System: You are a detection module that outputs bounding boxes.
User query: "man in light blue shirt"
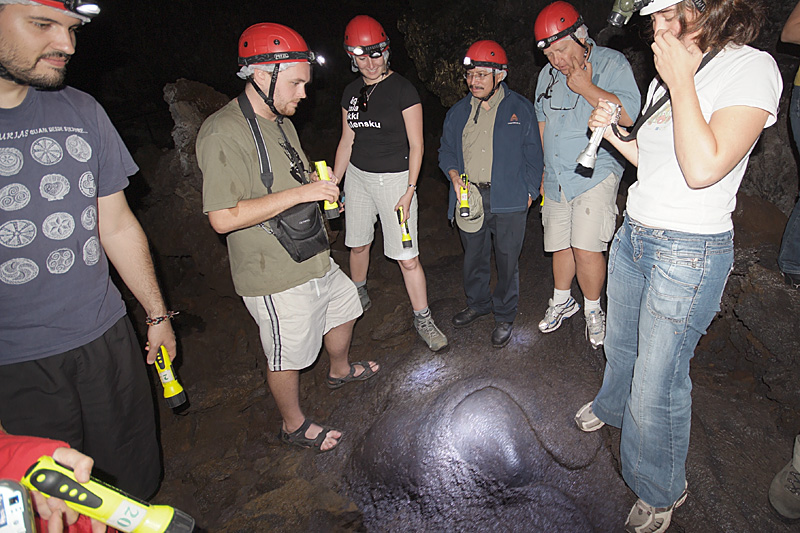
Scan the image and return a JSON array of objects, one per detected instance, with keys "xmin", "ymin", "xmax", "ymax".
[{"xmin": 533, "ymin": 1, "xmax": 640, "ymax": 349}]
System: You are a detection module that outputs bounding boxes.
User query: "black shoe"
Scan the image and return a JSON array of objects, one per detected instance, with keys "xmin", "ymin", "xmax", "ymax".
[
  {"xmin": 492, "ymin": 322, "xmax": 513, "ymax": 348},
  {"xmin": 452, "ymin": 307, "xmax": 489, "ymax": 328},
  {"xmin": 784, "ymin": 271, "xmax": 800, "ymax": 290}
]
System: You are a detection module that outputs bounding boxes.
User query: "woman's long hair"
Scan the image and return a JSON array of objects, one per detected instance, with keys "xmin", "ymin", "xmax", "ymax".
[{"xmin": 649, "ymin": 0, "xmax": 764, "ymax": 51}]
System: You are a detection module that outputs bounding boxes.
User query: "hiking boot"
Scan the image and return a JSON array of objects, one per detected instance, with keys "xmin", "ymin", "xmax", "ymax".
[
  {"xmin": 538, "ymin": 297, "xmax": 580, "ymax": 333},
  {"xmin": 575, "ymin": 401, "xmax": 605, "ymax": 432},
  {"xmin": 585, "ymin": 309, "xmax": 606, "ymax": 349},
  {"xmin": 625, "ymin": 488, "xmax": 688, "ymax": 533},
  {"xmin": 357, "ymin": 284, "xmax": 371, "ymax": 312},
  {"xmin": 414, "ymin": 314, "xmax": 448, "ymax": 352},
  {"xmin": 769, "ymin": 434, "xmax": 800, "ymax": 519}
]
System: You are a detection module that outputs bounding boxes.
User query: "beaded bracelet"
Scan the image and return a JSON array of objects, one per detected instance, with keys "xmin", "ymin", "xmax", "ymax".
[{"xmin": 145, "ymin": 311, "xmax": 179, "ymax": 326}]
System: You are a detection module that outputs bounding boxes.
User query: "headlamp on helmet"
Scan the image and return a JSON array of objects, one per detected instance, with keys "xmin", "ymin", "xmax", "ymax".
[
  {"xmin": 61, "ymin": 0, "xmax": 98, "ymax": 16},
  {"xmin": 463, "ymin": 40, "xmax": 508, "ymax": 71},
  {"xmin": 4, "ymin": 0, "xmax": 100, "ymax": 20},
  {"xmin": 344, "ymin": 16, "xmax": 390, "ymax": 58},
  {"xmin": 534, "ymin": 1, "xmax": 584, "ymax": 49},
  {"xmin": 346, "ymin": 42, "xmax": 389, "ymax": 59},
  {"xmin": 238, "ymin": 23, "xmax": 321, "ymax": 68},
  {"xmin": 608, "ymin": 0, "xmax": 706, "ymax": 26}
]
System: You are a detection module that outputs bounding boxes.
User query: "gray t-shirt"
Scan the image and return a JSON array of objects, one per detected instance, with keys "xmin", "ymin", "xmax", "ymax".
[{"xmin": 0, "ymin": 87, "xmax": 136, "ymax": 363}]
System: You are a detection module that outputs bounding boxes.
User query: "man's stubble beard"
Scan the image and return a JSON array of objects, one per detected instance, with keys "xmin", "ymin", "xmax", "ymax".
[{"xmin": 0, "ymin": 48, "xmax": 69, "ymax": 90}]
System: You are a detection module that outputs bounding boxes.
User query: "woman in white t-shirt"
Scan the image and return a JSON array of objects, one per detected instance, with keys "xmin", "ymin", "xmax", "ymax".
[{"xmin": 573, "ymin": 0, "xmax": 781, "ymax": 530}]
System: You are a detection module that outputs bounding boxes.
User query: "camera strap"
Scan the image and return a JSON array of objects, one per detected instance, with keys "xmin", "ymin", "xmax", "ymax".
[
  {"xmin": 612, "ymin": 47, "xmax": 720, "ymax": 142},
  {"xmin": 237, "ymin": 92, "xmax": 275, "ymax": 191}
]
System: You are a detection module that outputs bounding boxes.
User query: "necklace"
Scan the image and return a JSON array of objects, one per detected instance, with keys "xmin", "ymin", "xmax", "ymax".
[{"xmin": 358, "ymin": 77, "xmax": 382, "ymax": 112}]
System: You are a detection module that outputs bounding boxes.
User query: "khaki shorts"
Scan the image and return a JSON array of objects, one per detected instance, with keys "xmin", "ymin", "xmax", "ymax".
[
  {"xmin": 343, "ymin": 163, "xmax": 419, "ymax": 260},
  {"xmin": 542, "ymin": 172, "xmax": 620, "ymax": 253},
  {"xmin": 242, "ymin": 259, "xmax": 362, "ymax": 371}
]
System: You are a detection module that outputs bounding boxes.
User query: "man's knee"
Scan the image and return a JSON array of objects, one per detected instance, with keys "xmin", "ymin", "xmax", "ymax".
[{"xmin": 573, "ymin": 248, "xmax": 604, "ymax": 264}]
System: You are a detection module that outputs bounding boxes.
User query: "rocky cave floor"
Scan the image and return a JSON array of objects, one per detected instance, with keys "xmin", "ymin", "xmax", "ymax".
[{"xmin": 119, "ymin": 107, "xmax": 800, "ymax": 531}]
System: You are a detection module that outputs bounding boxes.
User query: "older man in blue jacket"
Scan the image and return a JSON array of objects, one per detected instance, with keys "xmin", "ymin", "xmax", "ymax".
[{"xmin": 439, "ymin": 40, "xmax": 543, "ymax": 348}]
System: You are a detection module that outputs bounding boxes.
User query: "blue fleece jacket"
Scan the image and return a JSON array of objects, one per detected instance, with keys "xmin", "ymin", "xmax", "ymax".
[{"xmin": 439, "ymin": 82, "xmax": 543, "ymax": 220}]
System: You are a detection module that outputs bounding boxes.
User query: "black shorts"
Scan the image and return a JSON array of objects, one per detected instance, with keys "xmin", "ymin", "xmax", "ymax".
[{"xmin": 0, "ymin": 316, "xmax": 161, "ymax": 499}]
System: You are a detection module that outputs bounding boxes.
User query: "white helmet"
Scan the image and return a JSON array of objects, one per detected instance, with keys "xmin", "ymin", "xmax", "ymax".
[{"xmin": 640, "ymin": 0, "xmax": 706, "ymax": 16}]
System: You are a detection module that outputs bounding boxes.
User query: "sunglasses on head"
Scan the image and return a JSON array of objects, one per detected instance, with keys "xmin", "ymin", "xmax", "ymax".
[{"xmin": 358, "ymin": 84, "xmax": 375, "ymax": 112}]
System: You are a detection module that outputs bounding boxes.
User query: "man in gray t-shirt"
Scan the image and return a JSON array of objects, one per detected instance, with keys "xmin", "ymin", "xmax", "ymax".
[{"xmin": 0, "ymin": 0, "xmax": 175, "ymax": 499}]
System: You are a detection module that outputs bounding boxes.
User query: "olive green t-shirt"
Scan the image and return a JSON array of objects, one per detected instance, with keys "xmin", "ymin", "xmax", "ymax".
[{"xmin": 197, "ymin": 98, "xmax": 330, "ymax": 296}]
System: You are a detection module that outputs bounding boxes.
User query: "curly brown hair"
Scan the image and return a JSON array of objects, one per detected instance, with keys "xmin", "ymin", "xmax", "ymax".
[{"xmin": 647, "ymin": 0, "xmax": 764, "ymax": 51}]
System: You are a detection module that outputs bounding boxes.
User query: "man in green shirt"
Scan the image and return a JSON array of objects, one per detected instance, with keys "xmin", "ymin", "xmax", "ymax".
[{"xmin": 197, "ymin": 23, "xmax": 379, "ymax": 452}]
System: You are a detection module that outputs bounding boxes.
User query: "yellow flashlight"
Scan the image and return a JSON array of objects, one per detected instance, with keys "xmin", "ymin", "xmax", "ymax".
[
  {"xmin": 314, "ymin": 161, "xmax": 340, "ymax": 219},
  {"xmin": 397, "ymin": 206, "xmax": 412, "ymax": 249},
  {"xmin": 155, "ymin": 346, "xmax": 187, "ymax": 409},
  {"xmin": 22, "ymin": 456, "xmax": 195, "ymax": 533},
  {"xmin": 459, "ymin": 174, "xmax": 470, "ymax": 218}
]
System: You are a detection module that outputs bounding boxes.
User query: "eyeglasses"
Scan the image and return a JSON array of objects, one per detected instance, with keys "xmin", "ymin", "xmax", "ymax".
[
  {"xmin": 463, "ymin": 70, "xmax": 494, "ymax": 82},
  {"xmin": 358, "ymin": 83, "xmax": 378, "ymax": 112},
  {"xmin": 536, "ymin": 68, "xmax": 579, "ymax": 111}
]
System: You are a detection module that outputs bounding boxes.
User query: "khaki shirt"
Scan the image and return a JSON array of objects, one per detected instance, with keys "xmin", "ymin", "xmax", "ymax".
[{"xmin": 462, "ymin": 85, "xmax": 504, "ymax": 185}]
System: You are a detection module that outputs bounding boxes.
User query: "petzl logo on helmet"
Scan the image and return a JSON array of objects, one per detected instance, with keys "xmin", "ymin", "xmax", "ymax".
[{"xmin": 274, "ymin": 53, "xmax": 290, "ymax": 60}]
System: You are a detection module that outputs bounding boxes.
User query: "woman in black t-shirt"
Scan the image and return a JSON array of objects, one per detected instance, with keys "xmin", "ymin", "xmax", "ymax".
[{"xmin": 333, "ymin": 15, "xmax": 447, "ymax": 352}]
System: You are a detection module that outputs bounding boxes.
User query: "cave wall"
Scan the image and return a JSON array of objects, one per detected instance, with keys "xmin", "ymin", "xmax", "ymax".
[{"xmin": 399, "ymin": 0, "xmax": 800, "ymax": 214}]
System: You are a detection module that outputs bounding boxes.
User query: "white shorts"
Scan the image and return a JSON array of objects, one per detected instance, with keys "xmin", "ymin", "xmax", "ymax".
[
  {"xmin": 542, "ymin": 172, "xmax": 620, "ymax": 253},
  {"xmin": 343, "ymin": 163, "xmax": 419, "ymax": 260},
  {"xmin": 242, "ymin": 259, "xmax": 362, "ymax": 371}
]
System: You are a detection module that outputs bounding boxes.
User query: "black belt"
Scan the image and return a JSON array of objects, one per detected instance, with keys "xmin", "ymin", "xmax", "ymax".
[{"xmin": 474, "ymin": 182, "xmax": 491, "ymax": 189}]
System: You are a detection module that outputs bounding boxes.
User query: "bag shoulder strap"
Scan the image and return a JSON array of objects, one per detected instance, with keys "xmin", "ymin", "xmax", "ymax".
[
  {"xmin": 237, "ymin": 92, "xmax": 274, "ymax": 192},
  {"xmin": 613, "ymin": 48, "xmax": 721, "ymax": 142}
]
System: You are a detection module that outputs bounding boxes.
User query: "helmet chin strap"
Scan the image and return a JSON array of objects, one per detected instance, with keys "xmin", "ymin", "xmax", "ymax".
[
  {"xmin": 472, "ymin": 69, "xmax": 498, "ymax": 124},
  {"xmin": 249, "ymin": 66, "xmax": 284, "ymax": 124},
  {"xmin": 570, "ymin": 34, "xmax": 589, "ymax": 56}
]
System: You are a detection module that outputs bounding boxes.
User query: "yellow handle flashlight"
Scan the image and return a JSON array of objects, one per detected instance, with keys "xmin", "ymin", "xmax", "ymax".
[
  {"xmin": 459, "ymin": 174, "xmax": 470, "ymax": 218},
  {"xmin": 21, "ymin": 456, "xmax": 195, "ymax": 533},
  {"xmin": 397, "ymin": 206, "xmax": 412, "ymax": 249},
  {"xmin": 155, "ymin": 346, "xmax": 187, "ymax": 409},
  {"xmin": 314, "ymin": 161, "xmax": 340, "ymax": 219}
]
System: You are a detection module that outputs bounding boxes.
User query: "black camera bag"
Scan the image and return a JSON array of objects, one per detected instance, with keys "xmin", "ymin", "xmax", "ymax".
[{"xmin": 237, "ymin": 93, "xmax": 328, "ymax": 263}]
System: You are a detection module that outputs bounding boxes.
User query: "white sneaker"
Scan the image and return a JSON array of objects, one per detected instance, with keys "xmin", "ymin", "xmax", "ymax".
[
  {"xmin": 538, "ymin": 296, "xmax": 580, "ymax": 333},
  {"xmin": 574, "ymin": 401, "xmax": 605, "ymax": 432},
  {"xmin": 624, "ymin": 487, "xmax": 688, "ymax": 533},
  {"xmin": 585, "ymin": 309, "xmax": 606, "ymax": 349}
]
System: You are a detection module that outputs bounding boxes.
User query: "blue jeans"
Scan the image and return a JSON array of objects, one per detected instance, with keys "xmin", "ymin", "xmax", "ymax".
[
  {"xmin": 778, "ymin": 85, "xmax": 800, "ymax": 277},
  {"xmin": 592, "ymin": 215, "xmax": 734, "ymax": 507}
]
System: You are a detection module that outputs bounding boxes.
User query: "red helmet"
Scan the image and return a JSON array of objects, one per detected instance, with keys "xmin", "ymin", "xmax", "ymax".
[
  {"xmin": 463, "ymin": 40, "xmax": 508, "ymax": 70},
  {"xmin": 534, "ymin": 1, "xmax": 584, "ymax": 49},
  {"xmin": 18, "ymin": 0, "xmax": 100, "ymax": 20},
  {"xmin": 238, "ymin": 23, "xmax": 316, "ymax": 67},
  {"xmin": 344, "ymin": 15, "xmax": 390, "ymax": 58}
]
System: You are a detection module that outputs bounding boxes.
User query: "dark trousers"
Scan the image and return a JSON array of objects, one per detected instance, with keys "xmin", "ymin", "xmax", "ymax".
[
  {"xmin": 459, "ymin": 189, "xmax": 528, "ymax": 323},
  {"xmin": 0, "ymin": 316, "xmax": 161, "ymax": 499}
]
